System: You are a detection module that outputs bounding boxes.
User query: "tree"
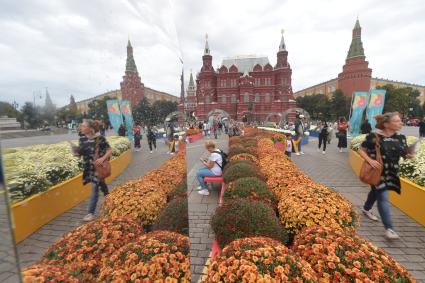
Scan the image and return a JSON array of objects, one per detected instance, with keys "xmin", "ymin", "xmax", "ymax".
[
  {"xmin": 21, "ymin": 102, "xmax": 41, "ymax": 129},
  {"xmin": 41, "ymin": 90, "xmax": 57, "ymax": 125},
  {"xmin": 330, "ymin": 89, "xmax": 350, "ymax": 119},
  {"xmin": 152, "ymin": 100, "xmax": 178, "ymax": 123},
  {"xmin": 296, "ymin": 93, "xmax": 330, "ymax": 120},
  {"xmin": 381, "ymin": 84, "xmax": 409, "ymax": 116},
  {"xmin": 87, "ymin": 96, "xmax": 110, "ymax": 125},
  {"xmin": 133, "ymin": 97, "xmax": 155, "ymax": 125},
  {"xmin": 0, "ymin": 101, "xmax": 20, "ymax": 118}
]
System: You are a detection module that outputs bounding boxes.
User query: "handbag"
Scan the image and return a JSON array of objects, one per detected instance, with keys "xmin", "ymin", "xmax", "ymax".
[
  {"xmin": 359, "ymin": 133, "xmax": 383, "ymax": 186},
  {"xmin": 94, "ymin": 138, "xmax": 111, "ymax": 180}
]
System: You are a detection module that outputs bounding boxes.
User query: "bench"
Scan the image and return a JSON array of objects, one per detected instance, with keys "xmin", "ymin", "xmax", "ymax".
[{"xmin": 204, "ymin": 176, "xmax": 226, "ymax": 205}]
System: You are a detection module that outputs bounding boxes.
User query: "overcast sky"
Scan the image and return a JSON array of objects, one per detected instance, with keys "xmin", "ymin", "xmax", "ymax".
[{"xmin": 1, "ymin": 0, "xmax": 424, "ymax": 108}]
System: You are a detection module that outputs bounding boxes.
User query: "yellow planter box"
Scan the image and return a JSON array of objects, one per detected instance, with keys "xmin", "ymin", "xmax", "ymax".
[
  {"xmin": 349, "ymin": 149, "xmax": 425, "ymax": 227},
  {"xmin": 11, "ymin": 150, "xmax": 132, "ymax": 243}
]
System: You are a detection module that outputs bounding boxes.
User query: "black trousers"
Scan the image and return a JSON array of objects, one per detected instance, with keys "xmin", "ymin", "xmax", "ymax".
[
  {"xmin": 318, "ymin": 134, "xmax": 327, "ymax": 151},
  {"xmin": 148, "ymin": 139, "xmax": 157, "ymax": 151}
]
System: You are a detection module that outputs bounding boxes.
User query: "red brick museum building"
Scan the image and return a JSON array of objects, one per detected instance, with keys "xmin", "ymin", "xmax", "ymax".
[{"xmin": 191, "ymin": 33, "xmax": 296, "ymax": 122}]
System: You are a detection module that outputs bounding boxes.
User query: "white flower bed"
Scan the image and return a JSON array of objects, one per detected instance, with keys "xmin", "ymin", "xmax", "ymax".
[
  {"xmin": 350, "ymin": 134, "xmax": 425, "ymax": 187},
  {"xmin": 4, "ymin": 136, "xmax": 131, "ymax": 203}
]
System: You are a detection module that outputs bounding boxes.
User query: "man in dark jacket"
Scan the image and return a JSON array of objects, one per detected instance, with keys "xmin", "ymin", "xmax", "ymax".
[
  {"xmin": 419, "ymin": 117, "xmax": 425, "ymax": 138},
  {"xmin": 361, "ymin": 119, "xmax": 372, "ymax": 134}
]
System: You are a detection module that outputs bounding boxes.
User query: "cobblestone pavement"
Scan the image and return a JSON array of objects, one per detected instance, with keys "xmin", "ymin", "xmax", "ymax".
[
  {"xmin": 186, "ymin": 133, "xmax": 228, "ymax": 283},
  {"xmin": 293, "ymin": 138, "xmax": 425, "ymax": 282},
  {"xmin": 0, "ymin": 187, "xmax": 21, "ymax": 283},
  {"xmin": 15, "ymin": 137, "xmax": 172, "ymax": 270}
]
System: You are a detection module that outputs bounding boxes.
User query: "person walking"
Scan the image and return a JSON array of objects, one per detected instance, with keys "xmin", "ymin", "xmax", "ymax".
[
  {"xmin": 317, "ymin": 120, "xmax": 328, "ymax": 154},
  {"xmin": 203, "ymin": 121, "xmax": 209, "ymax": 136},
  {"xmin": 73, "ymin": 119, "xmax": 112, "ymax": 222},
  {"xmin": 361, "ymin": 119, "xmax": 372, "ymax": 134},
  {"xmin": 358, "ymin": 112, "xmax": 415, "ymax": 239},
  {"xmin": 337, "ymin": 117, "xmax": 349, "ymax": 152},
  {"xmin": 293, "ymin": 114, "xmax": 305, "ymax": 155},
  {"xmin": 147, "ymin": 125, "xmax": 157, "ymax": 153},
  {"xmin": 132, "ymin": 122, "xmax": 142, "ymax": 151},
  {"xmin": 418, "ymin": 117, "xmax": 425, "ymax": 138},
  {"xmin": 285, "ymin": 134, "xmax": 293, "ymax": 158},
  {"xmin": 196, "ymin": 140, "xmax": 223, "ymax": 196},
  {"xmin": 212, "ymin": 120, "xmax": 218, "ymax": 139},
  {"xmin": 118, "ymin": 124, "xmax": 126, "ymax": 137}
]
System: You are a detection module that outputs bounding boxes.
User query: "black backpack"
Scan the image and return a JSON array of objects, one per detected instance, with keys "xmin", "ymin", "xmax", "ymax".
[{"xmin": 213, "ymin": 149, "xmax": 229, "ymax": 169}]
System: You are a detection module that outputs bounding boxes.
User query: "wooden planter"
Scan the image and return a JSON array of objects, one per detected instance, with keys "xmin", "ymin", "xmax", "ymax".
[
  {"xmin": 11, "ymin": 150, "xmax": 132, "ymax": 243},
  {"xmin": 349, "ymin": 149, "xmax": 425, "ymax": 227}
]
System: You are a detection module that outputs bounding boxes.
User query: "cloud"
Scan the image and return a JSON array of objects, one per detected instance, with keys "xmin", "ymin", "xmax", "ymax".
[{"xmin": 1, "ymin": 0, "xmax": 424, "ymax": 109}]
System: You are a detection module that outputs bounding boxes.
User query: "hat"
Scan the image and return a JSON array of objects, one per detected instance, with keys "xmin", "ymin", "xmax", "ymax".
[{"xmin": 299, "ymin": 114, "xmax": 305, "ymax": 118}]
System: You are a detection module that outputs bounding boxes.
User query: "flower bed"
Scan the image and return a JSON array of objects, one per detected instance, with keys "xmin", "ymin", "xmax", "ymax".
[
  {"xmin": 103, "ymin": 150, "xmax": 186, "ymax": 226},
  {"xmin": 293, "ymin": 226, "xmax": 415, "ymax": 282},
  {"xmin": 206, "ymin": 128, "xmax": 415, "ymax": 281},
  {"xmin": 4, "ymin": 136, "xmax": 131, "ymax": 203},
  {"xmin": 185, "ymin": 128, "xmax": 202, "ymax": 136},
  {"xmin": 22, "ymin": 145, "xmax": 190, "ymax": 282},
  {"xmin": 350, "ymin": 134, "xmax": 424, "ymax": 187}
]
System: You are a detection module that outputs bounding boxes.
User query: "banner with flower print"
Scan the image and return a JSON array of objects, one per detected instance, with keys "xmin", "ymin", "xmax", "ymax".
[
  {"xmin": 367, "ymin": 89, "xmax": 386, "ymax": 130},
  {"xmin": 349, "ymin": 91, "xmax": 369, "ymax": 136},
  {"xmin": 107, "ymin": 99, "xmax": 123, "ymax": 135},
  {"xmin": 120, "ymin": 100, "xmax": 134, "ymax": 138}
]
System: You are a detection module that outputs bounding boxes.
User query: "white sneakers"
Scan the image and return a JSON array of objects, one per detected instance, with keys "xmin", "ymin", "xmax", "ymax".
[
  {"xmin": 339, "ymin": 148, "xmax": 343, "ymax": 153},
  {"xmin": 150, "ymin": 151, "xmax": 153, "ymax": 154},
  {"xmin": 198, "ymin": 189, "xmax": 210, "ymax": 196},
  {"xmin": 385, "ymin": 229, "xmax": 400, "ymax": 240},
  {"xmin": 322, "ymin": 151, "xmax": 326, "ymax": 154},
  {"xmin": 83, "ymin": 213, "xmax": 95, "ymax": 222},
  {"xmin": 362, "ymin": 208, "xmax": 379, "ymax": 221},
  {"xmin": 300, "ymin": 151, "xmax": 305, "ymax": 155},
  {"xmin": 295, "ymin": 152, "xmax": 301, "ymax": 156}
]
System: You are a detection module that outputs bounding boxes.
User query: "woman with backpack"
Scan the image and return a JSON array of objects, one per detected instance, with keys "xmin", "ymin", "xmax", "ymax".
[
  {"xmin": 317, "ymin": 120, "xmax": 329, "ymax": 154},
  {"xmin": 196, "ymin": 140, "xmax": 226, "ymax": 196}
]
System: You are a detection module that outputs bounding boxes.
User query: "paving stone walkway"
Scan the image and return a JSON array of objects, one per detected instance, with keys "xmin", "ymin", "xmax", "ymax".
[
  {"xmin": 293, "ymin": 138, "xmax": 425, "ymax": 282},
  {"xmin": 15, "ymin": 138, "xmax": 172, "ymax": 270},
  {"xmin": 186, "ymin": 134, "xmax": 228, "ymax": 283}
]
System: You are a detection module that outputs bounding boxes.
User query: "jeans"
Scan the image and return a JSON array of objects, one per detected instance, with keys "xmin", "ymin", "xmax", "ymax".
[
  {"xmin": 88, "ymin": 181, "xmax": 108, "ymax": 214},
  {"xmin": 364, "ymin": 189, "xmax": 393, "ymax": 229},
  {"xmin": 148, "ymin": 139, "xmax": 156, "ymax": 151},
  {"xmin": 196, "ymin": 167, "xmax": 217, "ymax": 190},
  {"xmin": 318, "ymin": 134, "xmax": 327, "ymax": 151}
]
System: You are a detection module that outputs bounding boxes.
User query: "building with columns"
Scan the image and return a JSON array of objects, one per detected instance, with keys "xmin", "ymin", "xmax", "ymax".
[
  {"xmin": 294, "ymin": 19, "xmax": 425, "ymax": 104},
  {"xmin": 193, "ymin": 32, "xmax": 296, "ymax": 122}
]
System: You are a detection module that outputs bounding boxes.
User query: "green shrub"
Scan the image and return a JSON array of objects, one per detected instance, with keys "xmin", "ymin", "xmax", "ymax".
[
  {"xmin": 211, "ymin": 199, "xmax": 288, "ymax": 248},
  {"xmin": 228, "ymin": 147, "xmax": 257, "ymax": 158},
  {"xmin": 223, "ymin": 162, "xmax": 259, "ymax": 184},
  {"xmin": 154, "ymin": 197, "xmax": 188, "ymax": 235},
  {"xmin": 167, "ymin": 179, "xmax": 187, "ymax": 201},
  {"xmin": 241, "ymin": 140, "xmax": 258, "ymax": 148},
  {"xmin": 223, "ymin": 159, "xmax": 255, "ymax": 171},
  {"xmin": 224, "ymin": 177, "xmax": 276, "ymax": 209}
]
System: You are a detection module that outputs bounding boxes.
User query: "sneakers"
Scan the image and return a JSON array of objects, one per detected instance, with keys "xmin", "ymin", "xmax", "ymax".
[
  {"xmin": 295, "ymin": 152, "xmax": 301, "ymax": 156},
  {"xmin": 198, "ymin": 189, "xmax": 210, "ymax": 196},
  {"xmin": 362, "ymin": 208, "xmax": 379, "ymax": 221},
  {"xmin": 339, "ymin": 148, "xmax": 343, "ymax": 153},
  {"xmin": 385, "ymin": 229, "xmax": 400, "ymax": 240},
  {"xmin": 83, "ymin": 213, "xmax": 95, "ymax": 222},
  {"xmin": 150, "ymin": 151, "xmax": 153, "ymax": 154},
  {"xmin": 300, "ymin": 151, "xmax": 305, "ymax": 155},
  {"xmin": 322, "ymin": 151, "xmax": 326, "ymax": 154}
]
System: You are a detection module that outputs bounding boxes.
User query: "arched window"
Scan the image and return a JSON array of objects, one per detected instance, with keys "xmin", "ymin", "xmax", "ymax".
[
  {"xmin": 244, "ymin": 93, "xmax": 249, "ymax": 103},
  {"xmin": 205, "ymin": 95, "xmax": 210, "ymax": 104},
  {"xmin": 255, "ymin": 93, "xmax": 260, "ymax": 103},
  {"xmin": 265, "ymin": 93, "xmax": 270, "ymax": 103},
  {"xmin": 231, "ymin": 94, "xmax": 237, "ymax": 103}
]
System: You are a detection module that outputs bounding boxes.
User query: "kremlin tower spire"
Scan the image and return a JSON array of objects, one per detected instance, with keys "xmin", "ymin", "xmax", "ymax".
[
  {"xmin": 337, "ymin": 18, "xmax": 372, "ymax": 98},
  {"xmin": 120, "ymin": 39, "xmax": 144, "ymax": 107}
]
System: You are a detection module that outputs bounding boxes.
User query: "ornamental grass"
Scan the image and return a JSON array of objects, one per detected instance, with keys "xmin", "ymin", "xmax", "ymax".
[
  {"xmin": 103, "ymin": 151, "xmax": 186, "ymax": 225},
  {"xmin": 41, "ymin": 216, "xmax": 144, "ymax": 280},
  {"xmin": 223, "ymin": 177, "xmax": 277, "ymax": 209},
  {"xmin": 293, "ymin": 226, "xmax": 416, "ymax": 283},
  {"xmin": 222, "ymin": 161, "xmax": 262, "ymax": 184},
  {"xmin": 204, "ymin": 237, "xmax": 318, "ymax": 283},
  {"xmin": 99, "ymin": 231, "xmax": 190, "ymax": 282},
  {"xmin": 277, "ymin": 184, "xmax": 358, "ymax": 235},
  {"xmin": 211, "ymin": 199, "xmax": 288, "ymax": 248},
  {"xmin": 22, "ymin": 264, "xmax": 80, "ymax": 283},
  {"xmin": 154, "ymin": 197, "xmax": 189, "ymax": 235}
]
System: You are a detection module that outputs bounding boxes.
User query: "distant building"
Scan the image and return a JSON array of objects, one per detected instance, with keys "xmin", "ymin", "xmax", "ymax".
[
  {"xmin": 294, "ymin": 19, "xmax": 425, "ymax": 104},
  {"xmin": 75, "ymin": 40, "xmax": 178, "ymax": 114},
  {"xmin": 192, "ymin": 32, "xmax": 296, "ymax": 122}
]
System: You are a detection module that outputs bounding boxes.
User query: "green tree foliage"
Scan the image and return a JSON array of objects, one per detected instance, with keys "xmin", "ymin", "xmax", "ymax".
[
  {"xmin": 133, "ymin": 98, "xmax": 178, "ymax": 126},
  {"xmin": 330, "ymin": 89, "xmax": 350, "ymax": 119},
  {"xmin": 379, "ymin": 84, "xmax": 424, "ymax": 117},
  {"xmin": 87, "ymin": 96, "xmax": 111, "ymax": 124},
  {"xmin": 0, "ymin": 101, "xmax": 20, "ymax": 118},
  {"xmin": 296, "ymin": 93, "xmax": 330, "ymax": 120},
  {"xmin": 21, "ymin": 102, "xmax": 41, "ymax": 129}
]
